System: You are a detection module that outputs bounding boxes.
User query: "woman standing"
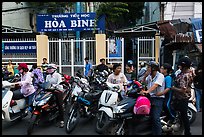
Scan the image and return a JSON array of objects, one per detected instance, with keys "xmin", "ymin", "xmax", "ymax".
[{"xmin": 7, "ymin": 60, "xmax": 14, "ymax": 76}]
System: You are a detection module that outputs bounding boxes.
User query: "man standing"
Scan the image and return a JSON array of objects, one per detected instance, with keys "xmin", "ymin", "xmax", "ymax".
[
  {"xmin": 41, "ymin": 58, "xmax": 48, "ymax": 79},
  {"xmin": 84, "ymin": 57, "xmax": 92, "ymax": 77},
  {"xmin": 171, "ymin": 56, "xmax": 193, "ymax": 135},
  {"xmin": 95, "ymin": 58, "xmax": 109, "ymax": 72},
  {"xmin": 140, "ymin": 61, "xmax": 165, "ymax": 135}
]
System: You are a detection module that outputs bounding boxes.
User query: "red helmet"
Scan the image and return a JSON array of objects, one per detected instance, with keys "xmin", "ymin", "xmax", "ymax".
[{"xmin": 18, "ymin": 63, "xmax": 28, "ymax": 70}]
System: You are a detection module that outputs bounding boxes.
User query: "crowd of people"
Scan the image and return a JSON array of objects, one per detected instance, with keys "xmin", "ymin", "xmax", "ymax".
[
  {"xmin": 3, "ymin": 56, "xmax": 202, "ymax": 134},
  {"xmin": 84, "ymin": 56, "xmax": 202, "ymax": 135}
]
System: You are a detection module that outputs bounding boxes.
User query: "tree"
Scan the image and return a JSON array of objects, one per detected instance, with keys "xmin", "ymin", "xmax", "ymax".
[
  {"xmin": 96, "ymin": 2, "xmax": 145, "ymax": 34},
  {"xmin": 27, "ymin": 2, "xmax": 75, "ymax": 13}
]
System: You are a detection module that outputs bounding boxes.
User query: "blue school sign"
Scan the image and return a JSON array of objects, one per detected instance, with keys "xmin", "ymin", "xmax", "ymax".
[
  {"xmin": 2, "ymin": 42, "xmax": 36, "ymax": 53},
  {"xmin": 37, "ymin": 13, "xmax": 105, "ymax": 32}
]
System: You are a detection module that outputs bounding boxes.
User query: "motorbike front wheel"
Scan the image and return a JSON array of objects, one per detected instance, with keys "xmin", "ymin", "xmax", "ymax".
[
  {"xmin": 106, "ymin": 122, "xmax": 125, "ymax": 135},
  {"xmin": 95, "ymin": 111, "xmax": 112, "ymax": 134},
  {"xmin": 187, "ymin": 107, "xmax": 196, "ymax": 124},
  {"xmin": 65, "ymin": 107, "xmax": 80, "ymax": 134},
  {"xmin": 27, "ymin": 114, "xmax": 39, "ymax": 135}
]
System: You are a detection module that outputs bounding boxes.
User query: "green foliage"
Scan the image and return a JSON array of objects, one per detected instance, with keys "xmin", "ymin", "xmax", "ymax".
[
  {"xmin": 27, "ymin": 2, "xmax": 75, "ymax": 13},
  {"xmin": 96, "ymin": 2, "xmax": 145, "ymax": 32}
]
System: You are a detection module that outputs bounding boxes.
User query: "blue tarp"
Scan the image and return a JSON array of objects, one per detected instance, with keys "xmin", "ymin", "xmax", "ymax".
[{"xmin": 190, "ymin": 18, "xmax": 202, "ymax": 43}]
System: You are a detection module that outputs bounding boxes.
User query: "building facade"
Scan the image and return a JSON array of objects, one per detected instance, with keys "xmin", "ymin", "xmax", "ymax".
[{"xmin": 2, "ymin": 2, "xmax": 33, "ymax": 31}]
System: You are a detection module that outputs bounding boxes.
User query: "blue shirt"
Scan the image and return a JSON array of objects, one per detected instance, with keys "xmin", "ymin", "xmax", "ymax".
[
  {"xmin": 84, "ymin": 62, "xmax": 92, "ymax": 76},
  {"xmin": 165, "ymin": 75, "xmax": 172, "ymax": 89}
]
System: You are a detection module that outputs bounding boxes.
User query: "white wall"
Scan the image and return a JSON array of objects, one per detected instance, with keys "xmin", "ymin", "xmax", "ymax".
[
  {"xmin": 164, "ymin": 2, "xmax": 202, "ymax": 20},
  {"xmin": 2, "ymin": 2, "xmax": 32, "ymax": 30},
  {"xmin": 194, "ymin": 2, "xmax": 202, "ymax": 18}
]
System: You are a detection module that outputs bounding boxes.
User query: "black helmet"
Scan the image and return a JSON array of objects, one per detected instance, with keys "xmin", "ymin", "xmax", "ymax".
[
  {"xmin": 147, "ymin": 61, "xmax": 159, "ymax": 71},
  {"xmin": 127, "ymin": 60, "xmax": 133, "ymax": 67},
  {"xmin": 177, "ymin": 56, "xmax": 191, "ymax": 68}
]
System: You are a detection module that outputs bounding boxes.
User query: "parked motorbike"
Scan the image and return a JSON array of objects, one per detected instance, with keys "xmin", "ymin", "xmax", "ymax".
[
  {"xmin": 65, "ymin": 71, "xmax": 102, "ymax": 134},
  {"xmin": 95, "ymin": 81, "xmax": 124, "ymax": 134},
  {"xmin": 89, "ymin": 69, "xmax": 109, "ymax": 91},
  {"xmin": 26, "ymin": 81, "xmax": 70, "ymax": 135},
  {"xmin": 2, "ymin": 80, "xmax": 27, "ymax": 122}
]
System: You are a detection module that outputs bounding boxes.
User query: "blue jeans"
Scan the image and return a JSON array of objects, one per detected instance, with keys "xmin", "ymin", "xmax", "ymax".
[
  {"xmin": 150, "ymin": 97, "xmax": 164, "ymax": 135},
  {"xmin": 195, "ymin": 88, "xmax": 202, "ymax": 111},
  {"xmin": 27, "ymin": 92, "xmax": 35, "ymax": 106}
]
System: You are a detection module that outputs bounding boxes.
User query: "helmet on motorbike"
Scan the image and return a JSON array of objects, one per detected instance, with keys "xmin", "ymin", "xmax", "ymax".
[
  {"xmin": 18, "ymin": 63, "xmax": 28, "ymax": 71},
  {"xmin": 177, "ymin": 56, "xmax": 191, "ymax": 68},
  {"xmin": 47, "ymin": 63, "xmax": 57, "ymax": 74},
  {"xmin": 147, "ymin": 61, "xmax": 159, "ymax": 71}
]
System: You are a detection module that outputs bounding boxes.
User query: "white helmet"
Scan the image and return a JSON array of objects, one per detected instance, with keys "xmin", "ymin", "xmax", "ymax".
[
  {"xmin": 47, "ymin": 63, "xmax": 57, "ymax": 74},
  {"xmin": 47, "ymin": 63, "xmax": 57, "ymax": 69}
]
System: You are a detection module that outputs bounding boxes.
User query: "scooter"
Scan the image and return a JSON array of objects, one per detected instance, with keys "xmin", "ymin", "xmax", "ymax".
[
  {"xmin": 95, "ymin": 81, "xmax": 122, "ymax": 134},
  {"xmin": 2, "ymin": 81, "xmax": 28, "ymax": 122}
]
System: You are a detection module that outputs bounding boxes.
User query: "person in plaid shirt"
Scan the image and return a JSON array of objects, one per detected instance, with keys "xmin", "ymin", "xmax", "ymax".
[{"xmin": 172, "ymin": 56, "xmax": 194, "ymax": 135}]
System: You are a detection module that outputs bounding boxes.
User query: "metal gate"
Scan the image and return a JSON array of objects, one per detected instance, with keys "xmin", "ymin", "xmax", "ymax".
[
  {"xmin": 133, "ymin": 36, "xmax": 155, "ymax": 74},
  {"xmin": 48, "ymin": 38, "xmax": 96, "ymax": 76}
]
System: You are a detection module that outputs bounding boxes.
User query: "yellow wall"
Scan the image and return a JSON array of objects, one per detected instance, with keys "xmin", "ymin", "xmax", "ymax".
[
  {"xmin": 95, "ymin": 34, "xmax": 106, "ymax": 65},
  {"xmin": 155, "ymin": 33, "xmax": 160, "ymax": 63},
  {"xmin": 36, "ymin": 35, "xmax": 49, "ymax": 66}
]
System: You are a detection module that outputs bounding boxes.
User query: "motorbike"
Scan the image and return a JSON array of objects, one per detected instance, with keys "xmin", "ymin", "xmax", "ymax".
[
  {"xmin": 89, "ymin": 69, "xmax": 109, "ymax": 91},
  {"xmin": 65, "ymin": 71, "xmax": 102, "ymax": 134},
  {"xmin": 95, "ymin": 80, "xmax": 124, "ymax": 134},
  {"xmin": 26, "ymin": 81, "xmax": 70, "ymax": 135},
  {"xmin": 2, "ymin": 79, "xmax": 28, "ymax": 122},
  {"xmin": 187, "ymin": 89, "xmax": 197, "ymax": 124},
  {"xmin": 95, "ymin": 80, "xmax": 187, "ymax": 135}
]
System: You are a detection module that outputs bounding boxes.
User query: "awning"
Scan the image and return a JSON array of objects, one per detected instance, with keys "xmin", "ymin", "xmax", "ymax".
[
  {"xmin": 2, "ymin": 25, "xmax": 33, "ymax": 33},
  {"xmin": 114, "ymin": 21, "xmax": 159, "ymax": 37},
  {"xmin": 157, "ymin": 18, "xmax": 201, "ymax": 43},
  {"xmin": 157, "ymin": 20, "xmax": 177, "ymax": 41}
]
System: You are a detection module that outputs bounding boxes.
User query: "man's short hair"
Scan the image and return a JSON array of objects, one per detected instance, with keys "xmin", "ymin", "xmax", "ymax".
[
  {"xmin": 100, "ymin": 58, "xmax": 105, "ymax": 62},
  {"xmin": 84, "ymin": 57, "xmax": 89, "ymax": 60},
  {"xmin": 43, "ymin": 58, "xmax": 47, "ymax": 61}
]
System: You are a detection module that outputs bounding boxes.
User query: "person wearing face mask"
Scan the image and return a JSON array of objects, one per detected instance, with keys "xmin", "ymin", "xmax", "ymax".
[
  {"xmin": 12, "ymin": 63, "xmax": 36, "ymax": 112},
  {"xmin": 45, "ymin": 63, "xmax": 64, "ymax": 128}
]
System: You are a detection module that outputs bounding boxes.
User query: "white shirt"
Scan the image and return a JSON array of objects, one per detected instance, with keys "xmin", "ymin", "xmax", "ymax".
[
  {"xmin": 145, "ymin": 71, "xmax": 165, "ymax": 98},
  {"xmin": 107, "ymin": 72, "xmax": 128, "ymax": 91},
  {"xmin": 46, "ymin": 72, "xmax": 63, "ymax": 91}
]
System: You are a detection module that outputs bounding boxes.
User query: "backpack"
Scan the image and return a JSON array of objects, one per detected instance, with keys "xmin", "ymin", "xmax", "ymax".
[{"xmin": 133, "ymin": 96, "xmax": 151, "ymax": 115}]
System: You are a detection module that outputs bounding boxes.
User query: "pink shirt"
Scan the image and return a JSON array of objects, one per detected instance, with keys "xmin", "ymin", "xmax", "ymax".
[{"xmin": 17, "ymin": 72, "xmax": 35, "ymax": 97}]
